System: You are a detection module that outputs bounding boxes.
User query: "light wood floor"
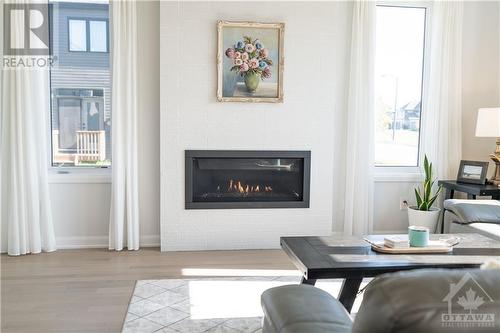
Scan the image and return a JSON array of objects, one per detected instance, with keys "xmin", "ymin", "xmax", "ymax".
[{"xmin": 1, "ymin": 248, "xmax": 294, "ymax": 333}]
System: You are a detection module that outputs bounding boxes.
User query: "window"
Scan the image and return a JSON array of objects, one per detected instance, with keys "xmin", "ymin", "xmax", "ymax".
[
  {"xmin": 89, "ymin": 20, "xmax": 108, "ymax": 52},
  {"xmin": 68, "ymin": 18, "xmax": 108, "ymax": 53},
  {"xmin": 50, "ymin": 1, "xmax": 111, "ymax": 167},
  {"xmin": 375, "ymin": 5, "xmax": 427, "ymax": 167},
  {"xmin": 69, "ymin": 19, "xmax": 87, "ymax": 51}
]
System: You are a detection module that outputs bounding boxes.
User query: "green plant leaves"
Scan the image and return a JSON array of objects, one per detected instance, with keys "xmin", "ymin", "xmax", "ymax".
[
  {"xmin": 414, "ymin": 154, "xmax": 441, "ymax": 211},
  {"xmin": 415, "ymin": 188, "xmax": 422, "ymax": 208}
]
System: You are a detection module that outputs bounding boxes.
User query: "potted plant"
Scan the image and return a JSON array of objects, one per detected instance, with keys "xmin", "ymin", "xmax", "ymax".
[
  {"xmin": 225, "ymin": 36, "xmax": 273, "ymax": 92},
  {"xmin": 408, "ymin": 155, "xmax": 442, "ymax": 231}
]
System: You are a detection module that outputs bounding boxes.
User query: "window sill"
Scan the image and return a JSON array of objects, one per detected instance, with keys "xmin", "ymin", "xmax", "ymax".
[
  {"xmin": 374, "ymin": 167, "xmax": 422, "ymax": 183},
  {"xmin": 48, "ymin": 169, "xmax": 111, "ymax": 184},
  {"xmin": 374, "ymin": 173, "xmax": 422, "ymax": 183}
]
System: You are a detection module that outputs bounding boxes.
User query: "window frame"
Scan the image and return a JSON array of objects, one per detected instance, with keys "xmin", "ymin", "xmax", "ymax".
[
  {"xmin": 48, "ymin": 5, "xmax": 111, "ymax": 181},
  {"xmin": 67, "ymin": 17, "xmax": 109, "ymax": 54},
  {"xmin": 374, "ymin": 1, "xmax": 432, "ymax": 178}
]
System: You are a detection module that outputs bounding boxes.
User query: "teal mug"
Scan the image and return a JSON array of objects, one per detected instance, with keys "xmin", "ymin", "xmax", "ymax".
[{"xmin": 408, "ymin": 226, "xmax": 429, "ymax": 247}]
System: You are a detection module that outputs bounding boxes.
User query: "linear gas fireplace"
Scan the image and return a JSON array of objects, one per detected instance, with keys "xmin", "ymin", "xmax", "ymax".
[{"xmin": 185, "ymin": 150, "xmax": 310, "ymax": 209}]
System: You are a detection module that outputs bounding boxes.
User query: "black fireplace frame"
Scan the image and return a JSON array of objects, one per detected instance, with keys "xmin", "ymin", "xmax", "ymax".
[{"xmin": 185, "ymin": 150, "xmax": 311, "ymax": 209}]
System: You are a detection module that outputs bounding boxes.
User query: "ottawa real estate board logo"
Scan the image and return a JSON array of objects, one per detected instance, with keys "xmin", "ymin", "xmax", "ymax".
[
  {"xmin": 3, "ymin": 3, "xmax": 56, "ymax": 68},
  {"xmin": 442, "ymin": 272, "xmax": 496, "ymax": 329}
]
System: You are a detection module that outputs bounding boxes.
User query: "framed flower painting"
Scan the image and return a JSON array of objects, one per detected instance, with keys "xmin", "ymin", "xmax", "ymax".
[{"xmin": 217, "ymin": 21, "xmax": 284, "ymax": 103}]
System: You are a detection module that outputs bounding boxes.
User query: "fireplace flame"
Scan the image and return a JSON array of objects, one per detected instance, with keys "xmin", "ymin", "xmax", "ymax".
[{"xmin": 227, "ymin": 179, "xmax": 272, "ymax": 194}]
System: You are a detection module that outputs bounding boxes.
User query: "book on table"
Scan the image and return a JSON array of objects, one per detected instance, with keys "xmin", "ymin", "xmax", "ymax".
[{"xmin": 384, "ymin": 235, "xmax": 409, "ymax": 248}]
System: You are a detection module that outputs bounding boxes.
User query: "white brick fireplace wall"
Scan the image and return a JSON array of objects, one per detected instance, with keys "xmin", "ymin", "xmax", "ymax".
[{"xmin": 160, "ymin": 1, "xmax": 353, "ymax": 251}]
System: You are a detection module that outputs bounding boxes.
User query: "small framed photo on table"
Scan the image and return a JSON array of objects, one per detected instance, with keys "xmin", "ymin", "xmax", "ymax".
[{"xmin": 457, "ymin": 160, "xmax": 489, "ymax": 185}]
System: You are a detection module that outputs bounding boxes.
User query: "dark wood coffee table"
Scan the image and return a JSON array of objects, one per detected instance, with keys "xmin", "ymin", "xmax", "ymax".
[{"xmin": 281, "ymin": 233, "xmax": 500, "ymax": 312}]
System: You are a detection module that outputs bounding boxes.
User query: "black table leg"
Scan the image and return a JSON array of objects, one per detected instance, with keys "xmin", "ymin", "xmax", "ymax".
[
  {"xmin": 443, "ymin": 189, "xmax": 454, "ymax": 200},
  {"xmin": 467, "ymin": 193, "xmax": 476, "ymax": 199},
  {"xmin": 440, "ymin": 188, "xmax": 455, "ymax": 233},
  {"xmin": 338, "ymin": 278, "xmax": 362, "ymax": 313},
  {"xmin": 300, "ymin": 276, "xmax": 316, "ymax": 285},
  {"xmin": 440, "ymin": 209, "xmax": 448, "ymax": 234}
]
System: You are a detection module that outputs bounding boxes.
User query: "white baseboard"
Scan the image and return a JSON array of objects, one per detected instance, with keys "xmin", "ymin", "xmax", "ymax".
[
  {"xmin": 140, "ymin": 235, "xmax": 161, "ymax": 247},
  {"xmin": 56, "ymin": 236, "xmax": 108, "ymax": 249},
  {"xmin": 56, "ymin": 234, "xmax": 160, "ymax": 249}
]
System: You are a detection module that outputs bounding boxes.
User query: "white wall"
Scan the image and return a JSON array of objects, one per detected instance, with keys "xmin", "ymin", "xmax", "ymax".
[
  {"xmin": 50, "ymin": 182, "xmax": 111, "ymax": 248},
  {"xmin": 373, "ymin": 180, "xmax": 420, "ymax": 232},
  {"xmin": 49, "ymin": 1, "xmax": 160, "ymax": 249},
  {"xmin": 136, "ymin": 0, "xmax": 161, "ymax": 245},
  {"xmin": 462, "ymin": 1, "xmax": 500, "ymax": 174},
  {"xmin": 25, "ymin": 1, "xmax": 498, "ymax": 250},
  {"xmin": 160, "ymin": 1, "xmax": 353, "ymax": 251}
]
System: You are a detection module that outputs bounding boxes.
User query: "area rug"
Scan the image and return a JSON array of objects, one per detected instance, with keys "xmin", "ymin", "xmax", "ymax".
[{"xmin": 122, "ymin": 276, "xmax": 368, "ymax": 333}]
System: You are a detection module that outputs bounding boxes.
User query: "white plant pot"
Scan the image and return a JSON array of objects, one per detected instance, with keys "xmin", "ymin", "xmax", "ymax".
[{"xmin": 407, "ymin": 206, "xmax": 440, "ymax": 233}]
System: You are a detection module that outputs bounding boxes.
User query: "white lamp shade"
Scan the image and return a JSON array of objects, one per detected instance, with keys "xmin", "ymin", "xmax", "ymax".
[{"xmin": 476, "ymin": 107, "xmax": 500, "ymax": 137}]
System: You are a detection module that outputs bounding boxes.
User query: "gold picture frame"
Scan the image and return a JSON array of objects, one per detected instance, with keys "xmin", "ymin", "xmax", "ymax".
[{"xmin": 217, "ymin": 20, "xmax": 284, "ymax": 103}]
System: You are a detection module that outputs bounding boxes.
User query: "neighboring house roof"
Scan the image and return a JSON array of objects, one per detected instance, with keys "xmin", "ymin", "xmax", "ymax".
[{"xmin": 404, "ymin": 101, "xmax": 421, "ymax": 111}]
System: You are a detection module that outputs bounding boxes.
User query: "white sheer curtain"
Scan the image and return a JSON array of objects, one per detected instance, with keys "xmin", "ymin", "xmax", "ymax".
[
  {"xmin": 1, "ymin": 2, "xmax": 56, "ymax": 255},
  {"xmin": 108, "ymin": 0, "xmax": 140, "ymax": 250},
  {"xmin": 335, "ymin": 0, "xmax": 376, "ymax": 236},
  {"xmin": 421, "ymin": 1, "xmax": 464, "ymax": 179}
]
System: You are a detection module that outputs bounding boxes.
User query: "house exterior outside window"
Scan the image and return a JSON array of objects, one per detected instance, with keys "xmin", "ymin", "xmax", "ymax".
[
  {"xmin": 374, "ymin": 5, "xmax": 427, "ymax": 167},
  {"xmin": 49, "ymin": 1, "xmax": 111, "ymax": 167}
]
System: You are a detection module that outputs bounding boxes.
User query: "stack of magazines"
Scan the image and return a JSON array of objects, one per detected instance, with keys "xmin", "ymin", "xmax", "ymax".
[{"xmin": 384, "ymin": 235, "xmax": 410, "ymax": 248}]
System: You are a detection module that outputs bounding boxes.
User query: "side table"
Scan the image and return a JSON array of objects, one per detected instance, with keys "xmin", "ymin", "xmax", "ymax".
[
  {"xmin": 437, "ymin": 180, "xmax": 500, "ymax": 233},
  {"xmin": 438, "ymin": 180, "xmax": 500, "ymax": 200}
]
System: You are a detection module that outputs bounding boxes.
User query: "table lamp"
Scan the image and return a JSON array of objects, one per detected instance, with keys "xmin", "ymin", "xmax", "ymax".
[{"xmin": 476, "ymin": 107, "xmax": 500, "ymax": 185}]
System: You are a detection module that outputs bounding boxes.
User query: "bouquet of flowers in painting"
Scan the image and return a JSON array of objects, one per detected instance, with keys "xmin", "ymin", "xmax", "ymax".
[
  {"xmin": 225, "ymin": 36, "xmax": 273, "ymax": 93},
  {"xmin": 217, "ymin": 21, "xmax": 283, "ymax": 102}
]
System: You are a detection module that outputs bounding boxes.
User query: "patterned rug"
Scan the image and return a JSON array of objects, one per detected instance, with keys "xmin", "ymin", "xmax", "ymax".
[{"xmin": 122, "ymin": 276, "xmax": 368, "ymax": 333}]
